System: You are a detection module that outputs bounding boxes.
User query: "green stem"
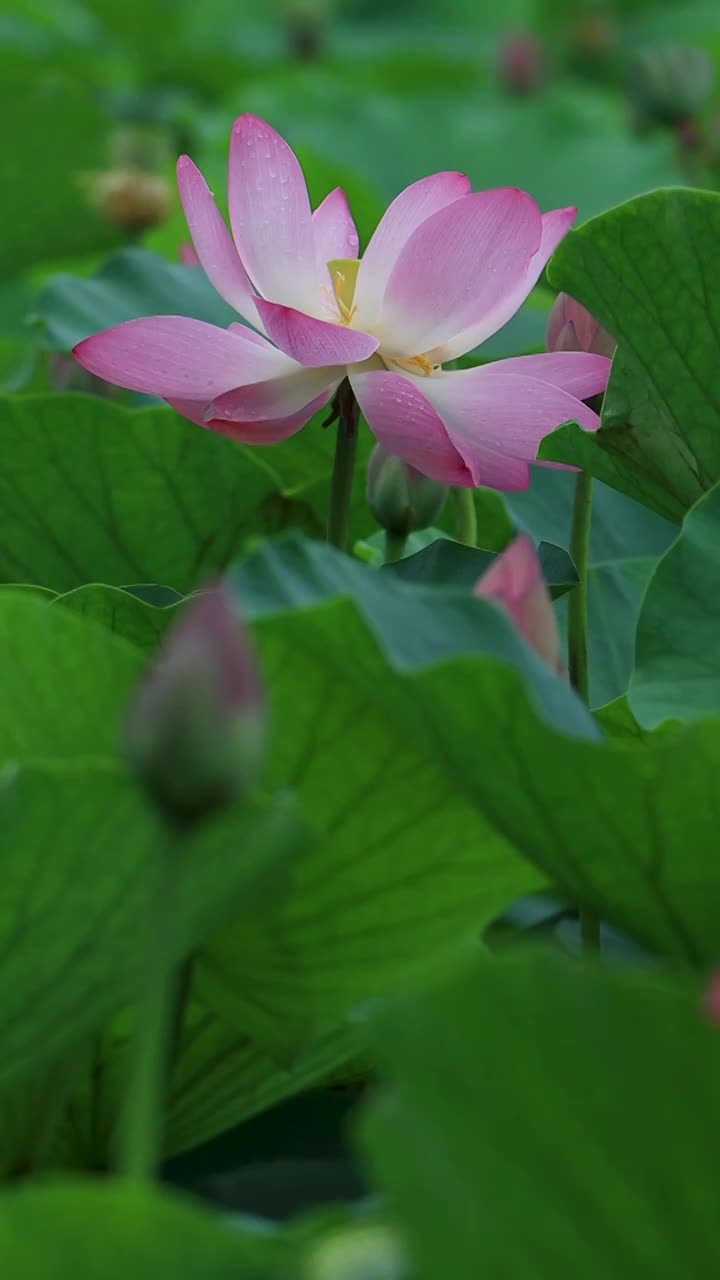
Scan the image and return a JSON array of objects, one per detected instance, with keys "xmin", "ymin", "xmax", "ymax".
[
  {"xmin": 327, "ymin": 379, "xmax": 359, "ymax": 552},
  {"xmin": 118, "ymin": 835, "xmax": 181, "ymax": 1180},
  {"xmin": 568, "ymin": 468, "xmax": 600, "ymax": 952},
  {"xmin": 581, "ymin": 908, "xmax": 601, "ymax": 951},
  {"xmin": 384, "ymin": 530, "xmax": 408, "ymax": 563},
  {"xmin": 567, "ymin": 469, "xmax": 592, "ymax": 702},
  {"xmin": 452, "ymin": 487, "xmax": 477, "ymax": 546}
]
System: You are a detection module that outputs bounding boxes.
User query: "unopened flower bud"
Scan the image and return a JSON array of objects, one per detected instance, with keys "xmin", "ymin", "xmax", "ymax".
[
  {"xmin": 497, "ymin": 32, "xmax": 544, "ymax": 96},
  {"xmin": 625, "ymin": 44, "xmax": 715, "ymax": 130},
  {"xmin": 124, "ymin": 586, "xmax": 265, "ymax": 829},
  {"xmin": 546, "ymin": 292, "xmax": 615, "ymax": 359},
  {"xmin": 179, "ymin": 241, "xmax": 200, "ymax": 266},
  {"xmin": 366, "ymin": 444, "xmax": 448, "ymax": 538},
  {"xmin": 702, "ymin": 969, "xmax": 720, "ymax": 1026},
  {"xmin": 87, "ymin": 169, "xmax": 171, "ymax": 234},
  {"xmin": 474, "ymin": 535, "xmax": 561, "ymax": 671}
]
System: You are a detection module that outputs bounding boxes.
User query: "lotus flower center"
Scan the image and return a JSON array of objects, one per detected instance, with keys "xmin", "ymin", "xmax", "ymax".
[
  {"xmin": 325, "ymin": 257, "xmax": 360, "ymax": 326},
  {"xmin": 324, "ymin": 256, "xmax": 437, "ymax": 376}
]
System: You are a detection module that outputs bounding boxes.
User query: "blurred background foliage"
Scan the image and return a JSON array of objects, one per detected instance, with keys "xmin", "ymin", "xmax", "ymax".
[
  {"xmin": 3, "ymin": 0, "xmax": 720, "ymax": 275},
  {"xmin": 3, "ymin": 0, "xmax": 720, "ymax": 394}
]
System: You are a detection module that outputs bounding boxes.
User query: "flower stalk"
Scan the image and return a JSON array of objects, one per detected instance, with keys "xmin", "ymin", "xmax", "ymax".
[
  {"xmin": 118, "ymin": 834, "xmax": 182, "ymax": 1180},
  {"xmin": 384, "ymin": 531, "xmax": 408, "ymax": 563},
  {"xmin": 568, "ymin": 467, "xmax": 600, "ymax": 951},
  {"xmin": 452, "ymin": 487, "xmax": 477, "ymax": 546},
  {"xmin": 327, "ymin": 379, "xmax": 360, "ymax": 552}
]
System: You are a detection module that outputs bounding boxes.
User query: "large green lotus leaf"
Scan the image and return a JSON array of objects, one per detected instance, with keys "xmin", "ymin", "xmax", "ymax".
[
  {"xmin": 361, "ymin": 952, "xmax": 720, "ymax": 1280},
  {"xmin": 554, "ymin": 555, "xmax": 657, "ymax": 708},
  {"xmin": 0, "ymin": 1180, "xmax": 277, "ymax": 1277},
  {"xmin": 508, "ymin": 469, "xmax": 675, "ymax": 706},
  {"xmin": 0, "ymin": 590, "xmax": 141, "ymax": 762},
  {"xmin": 227, "ymin": 536, "xmax": 595, "ymax": 736},
  {"xmin": 67, "ymin": 1009, "xmax": 359, "ymax": 1168},
  {"xmin": 0, "ymin": 595, "xmax": 301, "ymax": 1091},
  {"xmin": 384, "ymin": 537, "xmax": 577, "ymax": 597},
  {"xmin": 0, "ymin": 395, "xmax": 283, "ymax": 594},
  {"xmin": 506, "ymin": 467, "xmax": 675, "ymax": 564},
  {"xmin": 34, "ymin": 249, "xmax": 236, "ymax": 351},
  {"xmin": 197, "ymin": 537, "xmax": 600, "ymax": 1047},
  {"xmin": 52, "ymin": 583, "xmax": 179, "ymax": 650},
  {"xmin": 408, "ymin": 656, "xmax": 720, "ymax": 965},
  {"xmin": 542, "ymin": 188, "xmax": 720, "ymax": 520},
  {"xmin": 199, "ymin": 590, "xmax": 552, "ymax": 1049},
  {"xmin": 0, "ymin": 68, "xmax": 121, "ymax": 278},
  {"xmin": 0, "ymin": 760, "xmax": 301, "ymax": 1095},
  {"xmin": 630, "ymin": 482, "xmax": 720, "ymax": 727}
]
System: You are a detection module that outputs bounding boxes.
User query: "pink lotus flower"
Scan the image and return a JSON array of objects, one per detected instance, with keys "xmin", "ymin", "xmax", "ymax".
[
  {"xmin": 74, "ymin": 115, "xmax": 611, "ymax": 490},
  {"xmin": 474, "ymin": 535, "xmax": 561, "ymax": 670}
]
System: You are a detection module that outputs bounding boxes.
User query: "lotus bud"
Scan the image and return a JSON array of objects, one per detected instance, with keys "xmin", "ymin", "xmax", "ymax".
[
  {"xmin": 367, "ymin": 444, "xmax": 448, "ymax": 538},
  {"xmin": 88, "ymin": 169, "xmax": 171, "ymax": 234},
  {"xmin": 546, "ymin": 292, "xmax": 615, "ymax": 359},
  {"xmin": 702, "ymin": 970, "xmax": 720, "ymax": 1026},
  {"xmin": 179, "ymin": 242, "xmax": 200, "ymax": 266},
  {"xmin": 124, "ymin": 585, "xmax": 265, "ymax": 829},
  {"xmin": 474, "ymin": 535, "xmax": 561, "ymax": 671},
  {"xmin": 625, "ymin": 44, "xmax": 715, "ymax": 130},
  {"xmin": 497, "ymin": 32, "xmax": 544, "ymax": 96}
]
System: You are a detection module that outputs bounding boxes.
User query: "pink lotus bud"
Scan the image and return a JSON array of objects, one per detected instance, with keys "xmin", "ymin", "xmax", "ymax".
[
  {"xmin": 546, "ymin": 292, "xmax": 615, "ymax": 359},
  {"xmin": 497, "ymin": 32, "xmax": 544, "ymax": 96},
  {"xmin": 702, "ymin": 970, "xmax": 720, "ymax": 1025},
  {"xmin": 124, "ymin": 585, "xmax": 265, "ymax": 828},
  {"xmin": 367, "ymin": 443, "xmax": 448, "ymax": 537},
  {"xmin": 179, "ymin": 242, "xmax": 200, "ymax": 266},
  {"xmin": 474, "ymin": 535, "xmax": 561, "ymax": 671}
]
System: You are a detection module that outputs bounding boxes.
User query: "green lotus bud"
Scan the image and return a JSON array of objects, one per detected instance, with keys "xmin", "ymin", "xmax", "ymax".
[
  {"xmin": 625, "ymin": 45, "xmax": 715, "ymax": 129},
  {"xmin": 124, "ymin": 585, "xmax": 265, "ymax": 829},
  {"xmin": 366, "ymin": 444, "xmax": 448, "ymax": 538}
]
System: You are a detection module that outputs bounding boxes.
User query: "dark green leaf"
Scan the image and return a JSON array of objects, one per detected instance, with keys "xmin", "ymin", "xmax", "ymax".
[
  {"xmin": 631, "ymin": 482, "xmax": 720, "ymax": 726},
  {"xmin": 0, "ymin": 595, "xmax": 302, "ymax": 1090},
  {"xmin": 0, "ymin": 395, "xmax": 279, "ymax": 594},
  {"xmin": 54, "ymin": 583, "xmax": 178, "ymax": 651},
  {"xmin": 384, "ymin": 537, "xmax": 577, "ymax": 598},
  {"xmin": 228, "ymin": 536, "xmax": 595, "ymax": 736},
  {"xmin": 543, "ymin": 188, "xmax": 720, "ymax": 519},
  {"xmin": 0, "ymin": 1180, "xmax": 276, "ymax": 1276},
  {"xmin": 407, "ymin": 656, "xmax": 720, "ymax": 965},
  {"xmin": 0, "ymin": 760, "xmax": 301, "ymax": 1094},
  {"xmin": 34, "ymin": 249, "xmax": 235, "ymax": 351},
  {"xmin": 362, "ymin": 953, "xmax": 720, "ymax": 1280}
]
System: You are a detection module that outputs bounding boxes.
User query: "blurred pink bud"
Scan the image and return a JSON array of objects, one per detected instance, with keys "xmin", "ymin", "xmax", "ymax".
[
  {"xmin": 474, "ymin": 535, "xmax": 561, "ymax": 671},
  {"xmin": 546, "ymin": 293, "xmax": 615, "ymax": 359},
  {"xmin": 124, "ymin": 585, "xmax": 265, "ymax": 828},
  {"xmin": 702, "ymin": 970, "xmax": 720, "ymax": 1025},
  {"xmin": 179, "ymin": 241, "xmax": 200, "ymax": 266},
  {"xmin": 498, "ymin": 32, "xmax": 544, "ymax": 95}
]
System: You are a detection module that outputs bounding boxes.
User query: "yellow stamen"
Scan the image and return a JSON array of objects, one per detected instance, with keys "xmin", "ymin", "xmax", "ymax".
[
  {"xmin": 327, "ymin": 257, "xmax": 360, "ymax": 326},
  {"xmin": 384, "ymin": 353, "xmax": 438, "ymax": 377}
]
